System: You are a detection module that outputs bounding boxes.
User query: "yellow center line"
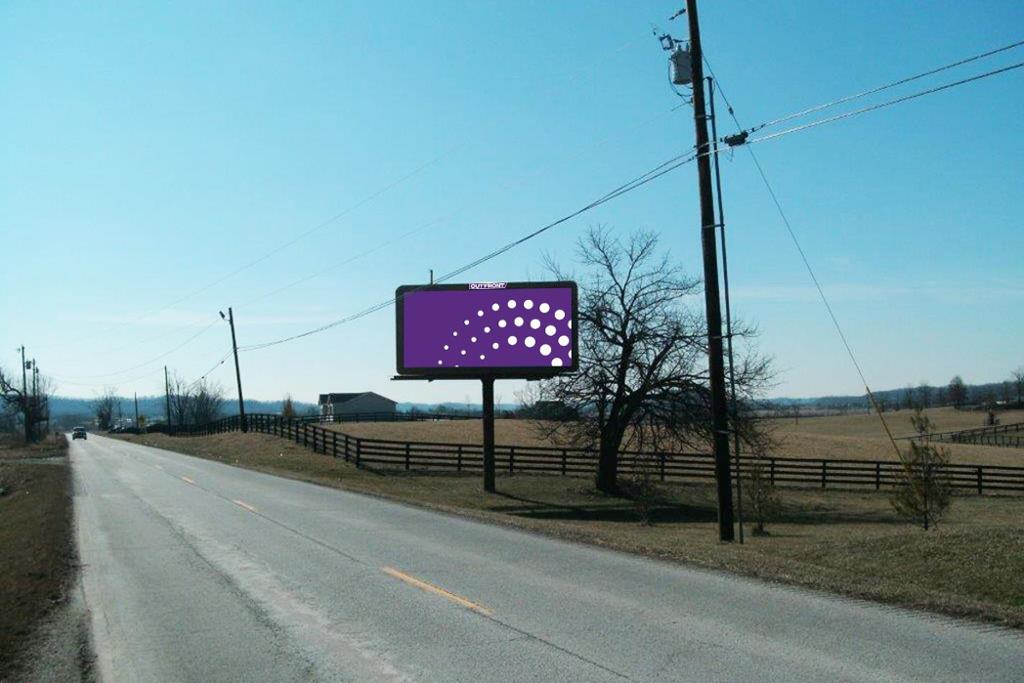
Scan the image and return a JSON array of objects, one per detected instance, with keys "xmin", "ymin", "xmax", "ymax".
[
  {"xmin": 232, "ymin": 499, "xmax": 258, "ymax": 513},
  {"xmin": 181, "ymin": 476, "xmax": 196, "ymax": 485},
  {"xmin": 381, "ymin": 566, "xmax": 492, "ymax": 616}
]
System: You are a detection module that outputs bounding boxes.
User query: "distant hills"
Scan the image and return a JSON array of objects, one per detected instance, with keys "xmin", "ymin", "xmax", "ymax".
[
  {"xmin": 763, "ymin": 380, "xmax": 1018, "ymax": 411},
  {"xmin": 47, "ymin": 395, "xmax": 318, "ymax": 421},
  {"xmin": 48, "ymin": 378, "xmax": 1018, "ymax": 422}
]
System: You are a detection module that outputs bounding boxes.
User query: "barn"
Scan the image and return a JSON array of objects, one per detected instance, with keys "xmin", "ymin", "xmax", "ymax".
[{"xmin": 318, "ymin": 392, "xmax": 397, "ymax": 420}]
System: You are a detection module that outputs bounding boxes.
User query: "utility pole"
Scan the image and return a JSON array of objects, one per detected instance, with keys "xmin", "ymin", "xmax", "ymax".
[
  {"xmin": 224, "ymin": 308, "xmax": 247, "ymax": 432},
  {"xmin": 164, "ymin": 365, "xmax": 171, "ymax": 426},
  {"xmin": 708, "ymin": 76, "xmax": 744, "ymax": 543},
  {"xmin": 19, "ymin": 346, "xmax": 30, "ymax": 442},
  {"xmin": 685, "ymin": 0, "xmax": 735, "ymax": 541},
  {"xmin": 134, "ymin": 392, "xmax": 139, "ymax": 430}
]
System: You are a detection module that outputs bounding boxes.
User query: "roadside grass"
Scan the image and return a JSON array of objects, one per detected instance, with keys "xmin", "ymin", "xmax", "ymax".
[
  {"xmin": 0, "ymin": 433, "xmax": 74, "ymax": 677},
  {"xmin": 118, "ymin": 431, "xmax": 1024, "ymax": 628}
]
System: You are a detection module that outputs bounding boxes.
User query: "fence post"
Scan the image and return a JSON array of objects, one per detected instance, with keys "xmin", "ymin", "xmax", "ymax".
[
  {"xmin": 561, "ymin": 448, "xmax": 567, "ymax": 476},
  {"xmin": 977, "ymin": 466, "xmax": 983, "ymax": 495},
  {"xmin": 509, "ymin": 446, "xmax": 515, "ymax": 474},
  {"xmin": 821, "ymin": 460, "xmax": 827, "ymax": 489},
  {"xmin": 770, "ymin": 458, "xmax": 776, "ymax": 485},
  {"xmin": 875, "ymin": 462, "xmax": 881, "ymax": 490},
  {"xmin": 332, "ymin": 432, "xmax": 338, "ymax": 458},
  {"xmin": 405, "ymin": 442, "xmax": 410, "ymax": 471},
  {"xmin": 660, "ymin": 452, "xmax": 666, "ymax": 482},
  {"xmin": 303, "ymin": 423, "xmax": 308, "ymax": 448},
  {"xmin": 355, "ymin": 439, "xmax": 362, "ymax": 468},
  {"xmin": 344, "ymin": 433, "xmax": 350, "ymax": 461},
  {"xmin": 457, "ymin": 444, "xmax": 463, "ymax": 472}
]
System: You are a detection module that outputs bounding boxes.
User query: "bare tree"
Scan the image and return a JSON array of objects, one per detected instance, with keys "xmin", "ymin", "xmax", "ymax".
[
  {"xmin": 94, "ymin": 387, "xmax": 119, "ymax": 431},
  {"xmin": 915, "ymin": 382, "xmax": 933, "ymax": 409},
  {"xmin": 901, "ymin": 384, "xmax": 916, "ymax": 411},
  {"xmin": 190, "ymin": 380, "xmax": 225, "ymax": 425},
  {"xmin": 282, "ymin": 394, "xmax": 296, "ymax": 418},
  {"xmin": 0, "ymin": 365, "xmax": 53, "ymax": 442},
  {"xmin": 1012, "ymin": 367, "xmax": 1024, "ymax": 407},
  {"xmin": 535, "ymin": 227, "xmax": 772, "ymax": 494},
  {"xmin": 947, "ymin": 376, "xmax": 968, "ymax": 410},
  {"xmin": 168, "ymin": 373, "xmax": 193, "ymax": 426}
]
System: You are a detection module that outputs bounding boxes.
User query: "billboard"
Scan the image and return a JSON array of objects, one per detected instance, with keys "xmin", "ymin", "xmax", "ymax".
[{"xmin": 395, "ymin": 281, "xmax": 578, "ymax": 377}]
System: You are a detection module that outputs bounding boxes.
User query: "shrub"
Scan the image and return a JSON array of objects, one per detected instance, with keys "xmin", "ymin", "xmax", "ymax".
[
  {"xmin": 891, "ymin": 441, "xmax": 952, "ymax": 531},
  {"xmin": 744, "ymin": 457, "xmax": 781, "ymax": 536}
]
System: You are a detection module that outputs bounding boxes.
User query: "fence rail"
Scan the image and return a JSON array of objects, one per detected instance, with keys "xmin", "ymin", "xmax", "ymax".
[
  {"xmin": 906, "ymin": 421, "xmax": 1024, "ymax": 449},
  {"xmin": 159, "ymin": 414, "xmax": 1024, "ymax": 495}
]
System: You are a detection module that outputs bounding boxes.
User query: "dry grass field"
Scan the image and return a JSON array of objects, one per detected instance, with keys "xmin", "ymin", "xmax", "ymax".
[
  {"xmin": 765, "ymin": 406, "xmax": 1024, "ymax": 467},
  {"xmin": 325, "ymin": 406, "xmax": 1024, "ymax": 467},
  {"xmin": 0, "ymin": 434, "xmax": 74, "ymax": 677},
  {"xmin": 119, "ymin": 431, "xmax": 1024, "ymax": 628}
]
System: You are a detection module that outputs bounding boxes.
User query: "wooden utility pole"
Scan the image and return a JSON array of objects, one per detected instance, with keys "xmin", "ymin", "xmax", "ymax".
[
  {"xmin": 164, "ymin": 365, "xmax": 171, "ymax": 426},
  {"xmin": 19, "ymin": 346, "xmax": 30, "ymax": 442},
  {"xmin": 685, "ymin": 0, "xmax": 735, "ymax": 541},
  {"xmin": 134, "ymin": 392, "xmax": 140, "ymax": 430},
  {"xmin": 226, "ymin": 308, "xmax": 247, "ymax": 432}
]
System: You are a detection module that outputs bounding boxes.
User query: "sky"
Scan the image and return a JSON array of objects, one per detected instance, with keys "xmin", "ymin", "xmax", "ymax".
[{"xmin": 2, "ymin": 1, "xmax": 1022, "ymax": 406}]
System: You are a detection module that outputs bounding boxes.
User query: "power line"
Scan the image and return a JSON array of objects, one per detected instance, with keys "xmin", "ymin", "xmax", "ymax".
[
  {"xmin": 54, "ymin": 320, "xmax": 220, "ymax": 381},
  {"xmin": 748, "ymin": 38, "xmax": 1024, "ymax": 134},
  {"xmin": 47, "ymin": 102, "xmax": 690, "ymax": 382},
  {"xmin": 703, "ymin": 57, "xmax": 904, "ymax": 458},
  {"xmin": 746, "ymin": 60, "xmax": 1024, "ymax": 146},
  {"xmin": 44, "ymin": 30, "xmax": 659, "ymax": 359},
  {"xmin": 239, "ymin": 150, "xmax": 698, "ymax": 352},
  {"xmin": 238, "ymin": 104, "xmax": 689, "ymax": 311},
  {"xmin": 183, "ymin": 351, "xmax": 233, "ymax": 391}
]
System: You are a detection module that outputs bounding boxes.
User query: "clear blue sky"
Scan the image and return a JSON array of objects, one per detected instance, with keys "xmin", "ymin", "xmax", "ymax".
[{"xmin": 2, "ymin": 1, "xmax": 1022, "ymax": 406}]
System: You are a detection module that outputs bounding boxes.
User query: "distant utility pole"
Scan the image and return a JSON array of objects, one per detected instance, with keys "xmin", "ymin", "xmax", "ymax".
[
  {"xmin": 134, "ymin": 392, "xmax": 140, "ymax": 430},
  {"xmin": 19, "ymin": 346, "xmax": 27, "ymax": 397},
  {"xmin": 164, "ymin": 365, "xmax": 171, "ymax": 426},
  {"xmin": 685, "ymin": 0, "xmax": 735, "ymax": 541},
  {"xmin": 222, "ymin": 308, "xmax": 247, "ymax": 432},
  {"xmin": 19, "ymin": 345, "xmax": 30, "ymax": 442}
]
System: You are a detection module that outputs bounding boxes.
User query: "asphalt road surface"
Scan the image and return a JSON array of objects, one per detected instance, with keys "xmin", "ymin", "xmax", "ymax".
[{"xmin": 71, "ymin": 434, "xmax": 1023, "ymax": 682}]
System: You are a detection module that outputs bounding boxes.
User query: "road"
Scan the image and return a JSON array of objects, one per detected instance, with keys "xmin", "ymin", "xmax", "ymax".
[{"xmin": 71, "ymin": 434, "xmax": 1022, "ymax": 682}]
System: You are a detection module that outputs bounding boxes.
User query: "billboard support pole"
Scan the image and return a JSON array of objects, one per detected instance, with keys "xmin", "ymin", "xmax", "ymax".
[{"xmin": 482, "ymin": 377, "xmax": 496, "ymax": 492}]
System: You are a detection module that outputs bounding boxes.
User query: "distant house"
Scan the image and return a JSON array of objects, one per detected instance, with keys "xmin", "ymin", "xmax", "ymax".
[{"xmin": 318, "ymin": 392, "xmax": 397, "ymax": 420}]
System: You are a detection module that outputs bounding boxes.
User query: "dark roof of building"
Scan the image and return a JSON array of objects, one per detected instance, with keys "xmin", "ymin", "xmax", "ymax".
[{"xmin": 318, "ymin": 392, "xmax": 396, "ymax": 405}]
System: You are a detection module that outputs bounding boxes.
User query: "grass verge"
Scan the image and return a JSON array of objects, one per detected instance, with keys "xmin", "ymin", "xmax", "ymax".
[
  {"xmin": 0, "ymin": 434, "xmax": 75, "ymax": 677},
  {"xmin": 116, "ymin": 431, "xmax": 1024, "ymax": 629}
]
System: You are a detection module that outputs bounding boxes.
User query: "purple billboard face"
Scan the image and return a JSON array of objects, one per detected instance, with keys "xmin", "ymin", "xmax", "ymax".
[{"xmin": 396, "ymin": 282, "xmax": 577, "ymax": 376}]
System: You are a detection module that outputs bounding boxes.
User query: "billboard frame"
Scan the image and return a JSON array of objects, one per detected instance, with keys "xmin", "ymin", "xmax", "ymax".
[
  {"xmin": 393, "ymin": 280, "xmax": 579, "ymax": 494},
  {"xmin": 394, "ymin": 281, "xmax": 578, "ymax": 380}
]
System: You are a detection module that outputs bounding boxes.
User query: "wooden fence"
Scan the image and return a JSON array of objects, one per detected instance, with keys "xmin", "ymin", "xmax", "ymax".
[
  {"xmin": 907, "ymin": 421, "xmax": 1024, "ymax": 449},
  {"xmin": 164, "ymin": 414, "xmax": 1024, "ymax": 495}
]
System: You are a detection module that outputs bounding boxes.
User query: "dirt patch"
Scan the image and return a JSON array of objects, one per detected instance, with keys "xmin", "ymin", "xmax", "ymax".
[
  {"xmin": 0, "ymin": 434, "xmax": 77, "ymax": 679},
  {"xmin": 118, "ymin": 431, "xmax": 1024, "ymax": 629}
]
